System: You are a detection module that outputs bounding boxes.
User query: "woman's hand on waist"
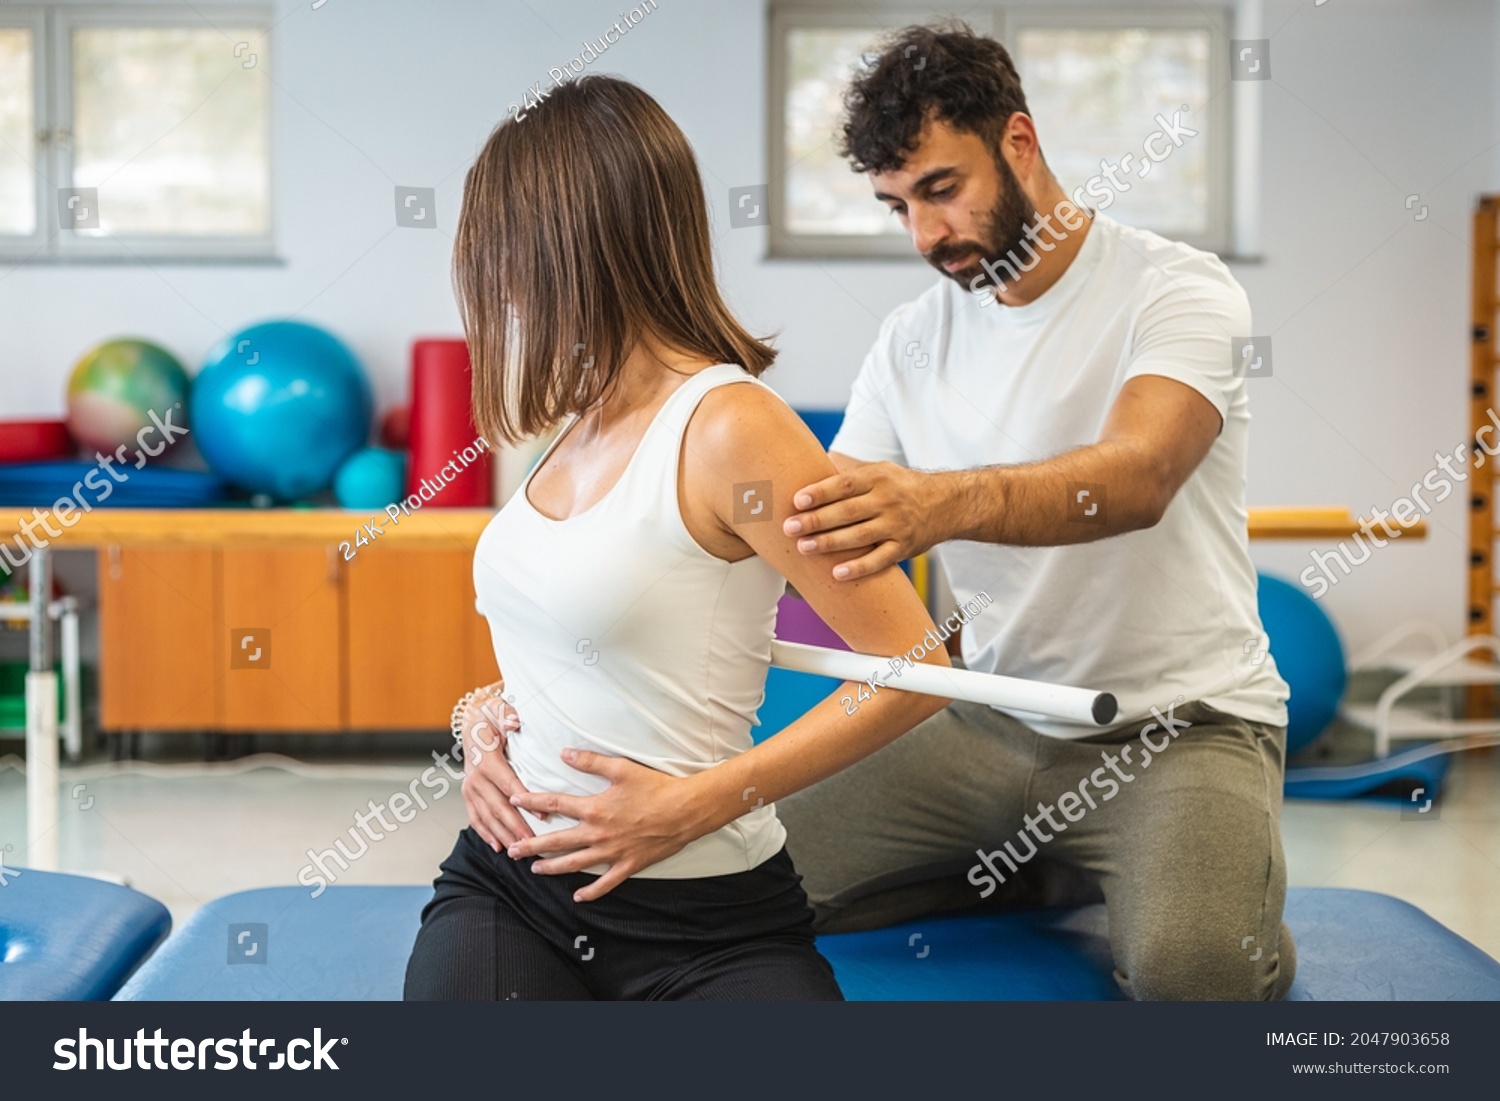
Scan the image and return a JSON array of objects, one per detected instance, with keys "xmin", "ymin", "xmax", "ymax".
[
  {"xmin": 460, "ymin": 692, "xmax": 540, "ymax": 853},
  {"xmin": 505, "ymin": 748, "xmax": 716, "ymax": 902}
]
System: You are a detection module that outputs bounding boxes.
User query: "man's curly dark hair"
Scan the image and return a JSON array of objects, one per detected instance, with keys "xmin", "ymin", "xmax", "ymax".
[{"xmin": 840, "ymin": 21, "xmax": 1035, "ymax": 175}]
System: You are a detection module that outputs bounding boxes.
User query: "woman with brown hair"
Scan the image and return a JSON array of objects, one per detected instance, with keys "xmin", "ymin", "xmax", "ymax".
[{"xmin": 403, "ymin": 75, "xmax": 948, "ymax": 1001}]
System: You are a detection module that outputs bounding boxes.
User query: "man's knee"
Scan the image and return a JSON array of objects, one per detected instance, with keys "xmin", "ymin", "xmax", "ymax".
[{"xmin": 1119, "ymin": 923, "xmax": 1296, "ymax": 1001}]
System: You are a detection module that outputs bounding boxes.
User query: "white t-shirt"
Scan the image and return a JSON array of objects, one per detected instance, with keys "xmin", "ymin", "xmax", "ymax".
[{"xmin": 830, "ymin": 214, "xmax": 1290, "ymax": 738}]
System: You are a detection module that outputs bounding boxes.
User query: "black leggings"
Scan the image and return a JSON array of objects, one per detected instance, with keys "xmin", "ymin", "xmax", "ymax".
[{"xmin": 403, "ymin": 828, "xmax": 844, "ymax": 1001}]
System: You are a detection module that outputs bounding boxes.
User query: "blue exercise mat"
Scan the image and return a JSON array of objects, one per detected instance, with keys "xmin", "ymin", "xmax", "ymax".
[
  {"xmin": 820, "ymin": 890, "xmax": 1500, "ymax": 1001},
  {"xmin": 112, "ymin": 884, "xmax": 1500, "ymax": 1001},
  {"xmin": 0, "ymin": 461, "xmax": 226, "ymax": 508},
  {"xmin": 819, "ymin": 907, "xmax": 1123, "ymax": 1000},
  {"xmin": 1285, "ymin": 741, "xmax": 1452, "ymax": 802}
]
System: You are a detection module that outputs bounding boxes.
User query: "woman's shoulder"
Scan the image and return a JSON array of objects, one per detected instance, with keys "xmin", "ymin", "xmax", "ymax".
[{"xmin": 681, "ymin": 369, "xmax": 813, "ymax": 464}]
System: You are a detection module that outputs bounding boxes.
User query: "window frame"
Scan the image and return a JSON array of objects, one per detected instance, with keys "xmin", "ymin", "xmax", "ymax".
[
  {"xmin": 768, "ymin": 5, "xmax": 937, "ymax": 260},
  {"xmin": 767, "ymin": 3, "xmax": 1239, "ymax": 261},
  {"xmin": 0, "ymin": 6, "xmax": 49, "ymax": 257},
  {"xmin": 0, "ymin": 3, "xmax": 276, "ymax": 264}
]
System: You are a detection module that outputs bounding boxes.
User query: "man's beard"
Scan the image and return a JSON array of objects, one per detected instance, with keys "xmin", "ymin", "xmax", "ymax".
[{"xmin": 924, "ymin": 154, "xmax": 1037, "ymax": 290}]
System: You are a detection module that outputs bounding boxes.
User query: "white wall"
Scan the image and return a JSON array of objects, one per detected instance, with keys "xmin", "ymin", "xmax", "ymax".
[
  {"xmin": 2, "ymin": 0, "xmax": 1495, "ymax": 656},
  {"xmin": 1234, "ymin": 0, "xmax": 1495, "ymax": 653}
]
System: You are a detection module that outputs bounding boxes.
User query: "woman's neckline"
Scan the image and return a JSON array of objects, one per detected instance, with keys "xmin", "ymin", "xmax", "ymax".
[{"xmin": 521, "ymin": 363, "xmax": 734, "ymax": 524}]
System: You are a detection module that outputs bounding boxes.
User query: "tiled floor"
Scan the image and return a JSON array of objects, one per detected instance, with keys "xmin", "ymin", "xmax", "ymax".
[
  {"xmin": 0, "ymin": 753, "xmax": 471, "ymax": 925},
  {"xmin": 1279, "ymin": 746, "xmax": 1500, "ymax": 957},
  {"xmin": 3, "ymin": 747, "xmax": 1498, "ymax": 959}
]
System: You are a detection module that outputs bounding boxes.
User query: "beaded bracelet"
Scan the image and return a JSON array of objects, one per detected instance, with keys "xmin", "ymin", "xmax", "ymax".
[{"xmin": 450, "ymin": 684, "xmax": 507, "ymax": 748}]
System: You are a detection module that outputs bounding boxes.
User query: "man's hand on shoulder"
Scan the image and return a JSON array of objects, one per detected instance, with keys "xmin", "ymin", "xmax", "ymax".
[
  {"xmin": 783, "ymin": 457, "xmax": 952, "ymax": 581},
  {"xmin": 781, "ymin": 372, "xmax": 1223, "ymax": 575}
]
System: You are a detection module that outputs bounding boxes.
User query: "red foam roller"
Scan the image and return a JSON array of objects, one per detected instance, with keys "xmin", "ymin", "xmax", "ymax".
[
  {"xmin": 380, "ymin": 403, "xmax": 411, "ymax": 449},
  {"xmin": 406, "ymin": 338, "xmax": 491, "ymax": 507}
]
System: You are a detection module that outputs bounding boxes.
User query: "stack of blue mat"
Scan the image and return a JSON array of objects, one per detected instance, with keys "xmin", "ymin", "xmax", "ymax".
[
  {"xmin": 1284, "ymin": 741, "xmax": 1452, "ymax": 802},
  {"xmin": 0, "ymin": 462, "xmax": 225, "ymax": 508}
]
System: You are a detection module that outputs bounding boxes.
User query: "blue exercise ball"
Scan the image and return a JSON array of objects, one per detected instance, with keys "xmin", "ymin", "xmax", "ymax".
[
  {"xmin": 1256, "ymin": 572, "xmax": 1346, "ymax": 754},
  {"xmin": 334, "ymin": 447, "xmax": 406, "ymax": 510},
  {"xmin": 192, "ymin": 321, "xmax": 373, "ymax": 501}
]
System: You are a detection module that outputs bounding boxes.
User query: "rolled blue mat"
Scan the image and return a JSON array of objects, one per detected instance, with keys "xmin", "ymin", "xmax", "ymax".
[
  {"xmin": 0, "ymin": 461, "xmax": 227, "ymax": 508},
  {"xmin": 1284, "ymin": 741, "xmax": 1451, "ymax": 802}
]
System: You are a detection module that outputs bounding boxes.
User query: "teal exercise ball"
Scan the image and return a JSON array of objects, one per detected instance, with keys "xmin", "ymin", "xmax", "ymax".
[
  {"xmin": 1256, "ymin": 572, "xmax": 1347, "ymax": 754},
  {"xmin": 334, "ymin": 447, "xmax": 406, "ymax": 510},
  {"xmin": 192, "ymin": 321, "xmax": 373, "ymax": 501}
]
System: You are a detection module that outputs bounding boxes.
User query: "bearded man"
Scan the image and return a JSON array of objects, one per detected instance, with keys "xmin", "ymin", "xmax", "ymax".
[{"xmin": 775, "ymin": 22, "xmax": 1295, "ymax": 1001}]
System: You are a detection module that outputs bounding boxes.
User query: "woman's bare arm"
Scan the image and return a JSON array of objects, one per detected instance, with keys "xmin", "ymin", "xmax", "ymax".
[{"xmin": 666, "ymin": 382, "xmax": 951, "ymax": 825}]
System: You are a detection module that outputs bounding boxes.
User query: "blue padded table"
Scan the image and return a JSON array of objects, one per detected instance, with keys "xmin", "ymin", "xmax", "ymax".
[
  {"xmin": 1, "ymin": 868, "xmax": 172, "ymax": 1001},
  {"xmin": 115, "ymin": 885, "xmax": 428, "ymax": 1002},
  {"xmin": 114, "ymin": 885, "xmax": 1500, "ymax": 1001}
]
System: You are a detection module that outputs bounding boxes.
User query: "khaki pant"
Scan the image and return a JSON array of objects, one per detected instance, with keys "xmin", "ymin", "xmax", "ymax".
[{"xmin": 777, "ymin": 699, "xmax": 1296, "ymax": 1000}]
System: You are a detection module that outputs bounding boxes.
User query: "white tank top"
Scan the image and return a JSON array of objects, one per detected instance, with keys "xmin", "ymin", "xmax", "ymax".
[{"xmin": 473, "ymin": 364, "xmax": 789, "ymax": 878}]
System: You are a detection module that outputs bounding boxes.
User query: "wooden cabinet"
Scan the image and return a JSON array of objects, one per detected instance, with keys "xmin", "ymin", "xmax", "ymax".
[
  {"xmin": 221, "ymin": 547, "xmax": 344, "ymax": 732},
  {"xmin": 98, "ymin": 546, "xmax": 220, "ymax": 731},
  {"xmin": 98, "ymin": 542, "xmax": 495, "ymax": 734},
  {"xmin": 345, "ymin": 548, "xmax": 498, "ymax": 729}
]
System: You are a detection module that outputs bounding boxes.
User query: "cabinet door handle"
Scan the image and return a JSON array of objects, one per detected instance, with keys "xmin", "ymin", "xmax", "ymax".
[
  {"xmin": 326, "ymin": 544, "xmax": 340, "ymax": 584},
  {"xmin": 108, "ymin": 543, "xmax": 122, "ymax": 580}
]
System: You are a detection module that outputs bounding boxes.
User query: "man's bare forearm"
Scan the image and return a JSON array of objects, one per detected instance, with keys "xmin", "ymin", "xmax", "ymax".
[{"xmin": 930, "ymin": 439, "xmax": 1172, "ymax": 547}]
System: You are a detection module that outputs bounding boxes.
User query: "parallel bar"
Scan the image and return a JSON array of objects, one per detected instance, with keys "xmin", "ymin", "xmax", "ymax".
[
  {"xmin": 770, "ymin": 639, "xmax": 1117, "ymax": 726},
  {"xmin": 1243, "ymin": 507, "xmax": 1426, "ymax": 541},
  {"xmin": 26, "ymin": 547, "xmax": 59, "ymax": 870},
  {"xmin": 27, "ymin": 546, "xmax": 51, "ymax": 673}
]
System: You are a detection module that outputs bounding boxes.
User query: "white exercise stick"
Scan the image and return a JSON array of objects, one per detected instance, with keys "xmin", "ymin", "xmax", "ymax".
[{"xmin": 769, "ymin": 639, "xmax": 1118, "ymax": 726}]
